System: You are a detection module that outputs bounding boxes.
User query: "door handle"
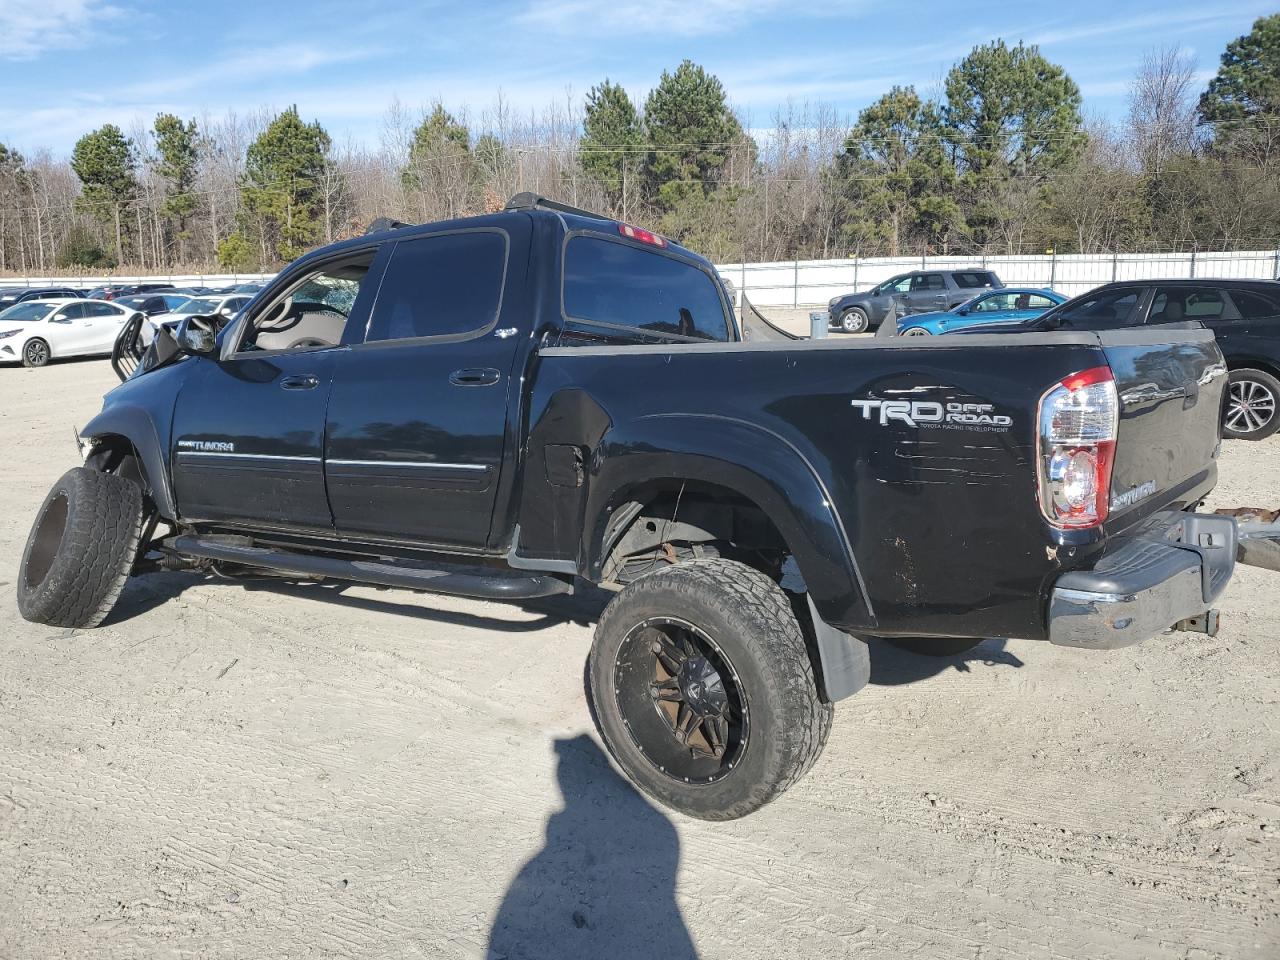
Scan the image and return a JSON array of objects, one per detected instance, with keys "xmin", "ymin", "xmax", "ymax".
[
  {"xmin": 450, "ymin": 367, "xmax": 501, "ymax": 386},
  {"xmin": 280, "ymin": 374, "xmax": 319, "ymax": 390}
]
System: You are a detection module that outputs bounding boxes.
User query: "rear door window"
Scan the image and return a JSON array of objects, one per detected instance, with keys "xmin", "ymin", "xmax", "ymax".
[
  {"xmin": 1150, "ymin": 287, "xmax": 1229, "ymax": 324},
  {"xmin": 1230, "ymin": 289, "xmax": 1280, "ymax": 321},
  {"xmin": 365, "ymin": 231, "xmax": 507, "ymax": 343},
  {"xmin": 563, "ymin": 234, "xmax": 729, "ymax": 341},
  {"xmin": 953, "ymin": 272, "xmax": 998, "ymax": 289}
]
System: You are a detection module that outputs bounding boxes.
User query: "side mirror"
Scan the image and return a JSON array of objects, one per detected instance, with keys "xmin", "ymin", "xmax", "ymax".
[
  {"xmin": 174, "ymin": 316, "xmax": 218, "ymax": 357},
  {"xmin": 955, "ymin": 306, "xmax": 969, "ymax": 316}
]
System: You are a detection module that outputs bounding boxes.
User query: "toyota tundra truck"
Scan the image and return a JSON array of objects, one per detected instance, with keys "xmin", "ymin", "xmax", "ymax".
[{"xmin": 14, "ymin": 194, "xmax": 1267, "ymax": 820}]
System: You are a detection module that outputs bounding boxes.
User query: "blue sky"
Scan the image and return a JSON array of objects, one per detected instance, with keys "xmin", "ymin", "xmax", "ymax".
[{"xmin": 0, "ymin": 0, "xmax": 1275, "ymax": 155}]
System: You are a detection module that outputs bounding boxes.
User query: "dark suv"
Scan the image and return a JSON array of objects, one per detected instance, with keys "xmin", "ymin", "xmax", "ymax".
[
  {"xmin": 0, "ymin": 286, "xmax": 83, "ymax": 309},
  {"xmin": 825, "ymin": 269, "xmax": 1002, "ymax": 333},
  {"xmin": 974, "ymin": 279, "xmax": 1280, "ymax": 441}
]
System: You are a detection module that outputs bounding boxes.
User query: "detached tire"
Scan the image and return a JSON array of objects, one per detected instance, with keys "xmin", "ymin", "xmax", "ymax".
[
  {"xmin": 587, "ymin": 559, "xmax": 832, "ymax": 820},
  {"xmin": 16, "ymin": 467, "xmax": 142, "ymax": 628}
]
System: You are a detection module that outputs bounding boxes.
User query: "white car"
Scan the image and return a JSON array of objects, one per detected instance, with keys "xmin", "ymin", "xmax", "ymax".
[
  {"xmin": 0, "ymin": 299, "xmax": 141, "ymax": 368},
  {"xmin": 142, "ymin": 293, "xmax": 253, "ymax": 346}
]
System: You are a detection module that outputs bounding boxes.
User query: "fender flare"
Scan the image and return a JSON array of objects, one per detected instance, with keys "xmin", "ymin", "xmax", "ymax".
[
  {"xmin": 582, "ymin": 412, "xmax": 875, "ymax": 632},
  {"xmin": 80, "ymin": 403, "xmax": 176, "ymax": 519}
]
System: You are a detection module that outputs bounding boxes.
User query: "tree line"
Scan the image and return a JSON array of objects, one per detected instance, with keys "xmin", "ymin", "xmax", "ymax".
[{"xmin": 0, "ymin": 14, "xmax": 1278, "ymax": 274}]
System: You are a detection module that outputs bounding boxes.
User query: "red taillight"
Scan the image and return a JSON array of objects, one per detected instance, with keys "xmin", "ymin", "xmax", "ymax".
[
  {"xmin": 1037, "ymin": 365, "xmax": 1119, "ymax": 529},
  {"xmin": 618, "ymin": 222, "xmax": 667, "ymax": 247}
]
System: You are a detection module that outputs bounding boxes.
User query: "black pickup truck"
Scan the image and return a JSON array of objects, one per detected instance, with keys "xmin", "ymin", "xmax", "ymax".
[{"xmin": 14, "ymin": 194, "xmax": 1262, "ymax": 820}]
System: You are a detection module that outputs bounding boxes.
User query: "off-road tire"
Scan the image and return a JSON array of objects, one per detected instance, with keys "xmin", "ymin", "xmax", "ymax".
[
  {"xmin": 1223, "ymin": 367, "xmax": 1280, "ymax": 441},
  {"xmin": 587, "ymin": 558, "xmax": 832, "ymax": 820},
  {"xmin": 884, "ymin": 637, "xmax": 982, "ymax": 656},
  {"xmin": 16, "ymin": 467, "xmax": 143, "ymax": 628},
  {"xmin": 840, "ymin": 308, "xmax": 869, "ymax": 334},
  {"xmin": 22, "ymin": 338, "xmax": 51, "ymax": 368}
]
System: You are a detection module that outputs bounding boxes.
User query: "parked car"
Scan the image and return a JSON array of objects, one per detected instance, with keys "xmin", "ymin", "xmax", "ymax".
[
  {"xmin": 141, "ymin": 293, "xmax": 253, "ymax": 345},
  {"xmin": 85, "ymin": 282, "xmax": 177, "ymax": 301},
  {"xmin": 896, "ymin": 288, "xmax": 1067, "ymax": 336},
  {"xmin": 0, "ymin": 286, "xmax": 84, "ymax": 309},
  {"xmin": 959, "ymin": 279, "xmax": 1280, "ymax": 441},
  {"xmin": 0, "ymin": 298, "xmax": 140, "ymax": 367},
  {"xmin": 21, "ymin": 192, "xmax": 1255, "ymax": 822},
  {"xmin": 820, "ymin": 269, "xmax": 1003, "ymax": 333},
  {"xmin": 115, "ymin": 293, "xmax": 192, "ymax": 317}
]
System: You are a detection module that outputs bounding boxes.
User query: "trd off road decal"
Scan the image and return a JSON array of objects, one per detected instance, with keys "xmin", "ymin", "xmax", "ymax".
[{"xmin": 850, "ymin": 397, "xmax": 1013, "ymax": 433}]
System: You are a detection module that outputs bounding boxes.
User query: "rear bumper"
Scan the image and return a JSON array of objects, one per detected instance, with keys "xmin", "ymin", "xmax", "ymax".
[{"xmin": 1048, "ymin": 512, "xmax": 1236, "ymax": 650}]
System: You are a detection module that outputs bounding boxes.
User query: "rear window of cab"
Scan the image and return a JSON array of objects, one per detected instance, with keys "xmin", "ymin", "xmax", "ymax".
[{"xmin": 563, "ymin": 234, "xmax": 730, "ymax": 341}]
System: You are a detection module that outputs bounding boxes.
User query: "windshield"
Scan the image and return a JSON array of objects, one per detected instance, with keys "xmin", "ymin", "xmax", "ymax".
[
  {"xmin": 175, "ymin": 297, "xmax": 223, "ymax": 315},
  {"xmin": 0, "ymin": 302, "xmax": 54, "ymax": 322}
]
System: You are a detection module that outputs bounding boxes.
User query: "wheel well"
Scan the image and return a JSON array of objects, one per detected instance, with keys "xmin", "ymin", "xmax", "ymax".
[
  {"xmin": 598, "ymin": 480, "xmax": 792, "ymax": 586},
  {"xmin": 1226, "ymin": 357, "xmax": 1280, "ymax": 380},
  {"xmin": 83, "ymin": 434, "xmax": 149, "ymax": 495}
]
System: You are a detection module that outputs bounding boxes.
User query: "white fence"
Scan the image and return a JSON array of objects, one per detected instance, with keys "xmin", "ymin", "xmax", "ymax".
[
  {"xmin": 0, "ymin": 273, "xmax": 277, "ymax": 289},
  {"xmin": 716, "ymin": 250, "xmax": 1280, "ymax": 307},
  {"xmin": 6, "ymin": 250, "xmax": 1280, "ymax": 307}
]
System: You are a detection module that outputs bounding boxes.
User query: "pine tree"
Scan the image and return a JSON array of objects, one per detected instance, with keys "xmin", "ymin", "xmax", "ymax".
[
  {"xmin": 643, "ymin": 61, "xmax": 743, "ymax": 209},
  {"xmin": 241, "ymin": 106, "xmax": 332, "ymax": 262},
  {"xmin": 70, "ymin": 124, "xmax": 137, "ymax": 262},
  {"xmin": 580, "ymin": 80, "xmax": 644, "ymax": 214}
]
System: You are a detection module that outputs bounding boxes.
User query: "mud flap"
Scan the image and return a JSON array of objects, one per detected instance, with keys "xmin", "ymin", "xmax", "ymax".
[{"xmin": 805, "ymin": 595, "xmax": 871, "ymax": 702}]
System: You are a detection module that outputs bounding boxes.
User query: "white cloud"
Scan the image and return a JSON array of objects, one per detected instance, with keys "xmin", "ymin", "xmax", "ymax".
[
  {"xmin": 1024, "ymin": 7, "xmax": 1259, "ymax": 47},
  {"xmin": 518, "ymin": 0, "xmax": 865, "ymax": 37},
  {"xmin": 114, "ymin": 43, "xmax": 382, "ymax": 101},
  {"xmin": 0, "ymin": 0, "xmax": 123, "ymax": 59}
]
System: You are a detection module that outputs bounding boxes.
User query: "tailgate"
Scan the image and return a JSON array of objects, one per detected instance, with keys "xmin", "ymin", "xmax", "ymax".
[{"xmin": 1098, "ymin": 327, "xmax": 1226, "ymax": 532}]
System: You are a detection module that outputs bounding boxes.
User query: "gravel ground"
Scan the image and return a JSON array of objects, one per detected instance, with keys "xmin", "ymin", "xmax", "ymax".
[{"xmin": 0, "ymin": 357, "xmax": 1277, "ymax": 960}]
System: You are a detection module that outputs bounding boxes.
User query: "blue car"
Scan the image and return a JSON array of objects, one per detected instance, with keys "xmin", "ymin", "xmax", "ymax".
[{"xmin": 895, "ymin": 288, "xmax": 1066, "ymax": 336}]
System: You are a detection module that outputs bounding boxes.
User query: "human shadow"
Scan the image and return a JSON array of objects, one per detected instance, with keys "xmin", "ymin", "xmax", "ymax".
[
  {"xmin": 487, "ymin": 735, "xmax": 698, "ymax": 960},
  {"xmin": 867, "ymin": 637, "xmax": 1024, "ymax": 687}
]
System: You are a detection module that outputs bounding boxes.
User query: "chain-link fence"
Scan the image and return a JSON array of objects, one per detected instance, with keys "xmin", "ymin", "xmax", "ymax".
[{"xmin": 716, "ymin": 250, "xmax": 1280, "ymax": 307}]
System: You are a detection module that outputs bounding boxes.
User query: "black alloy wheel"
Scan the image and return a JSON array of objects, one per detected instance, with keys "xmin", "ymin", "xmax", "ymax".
[{"xmin": 613, "ymin": 616, "xmax": 748, "ymax": 785}]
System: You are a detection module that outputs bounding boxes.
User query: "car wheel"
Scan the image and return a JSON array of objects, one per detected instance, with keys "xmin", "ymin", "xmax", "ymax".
[
  {"xmin": 16, "ymin": 467, "xmax": 143, "ymax": 628},
  {"xmin": 22, "ymin": 338, "xmax": 50, "ymax": 368},
  {"xmin": 840, "ymin": 308, "xmax": 869, "ymax": 334},
  {"xmin": 883, "ymin": 637, "xmax": 983, "ymax": 656},
  {"xmin": 587, "ymin": 558, "xmax": 832, "ymax": 820},
  {"xmin": 1223, "ymin": 368, "xmax": 1280, "ymax": 441},
  {"xmin": 901, "ymin": 326, "xmax": 931, "ymax": 337}
]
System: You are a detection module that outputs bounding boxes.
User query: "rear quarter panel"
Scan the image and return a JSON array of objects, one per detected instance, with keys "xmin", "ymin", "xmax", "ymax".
[{"xmin": 527, "ymin": 335, "xmax": 1111, "ymax": 641}]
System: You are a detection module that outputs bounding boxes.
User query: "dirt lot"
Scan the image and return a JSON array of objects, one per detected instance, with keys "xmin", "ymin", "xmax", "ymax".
[{"xmin": 1, "ymin": 357, "xmax": 1277, "ymax": 960}]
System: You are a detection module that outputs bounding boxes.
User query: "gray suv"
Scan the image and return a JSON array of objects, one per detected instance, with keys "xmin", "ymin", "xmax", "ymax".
[{"xmin": 823, "ymin": 269, "xmax": 1003, "ymax": 333}]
